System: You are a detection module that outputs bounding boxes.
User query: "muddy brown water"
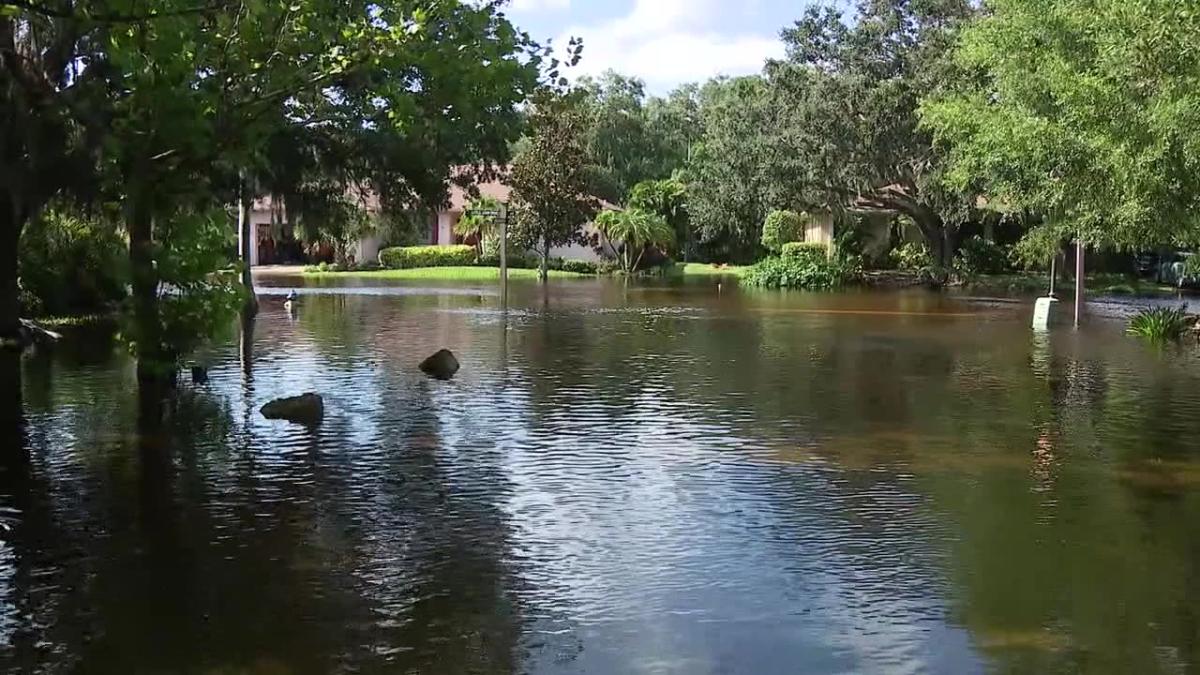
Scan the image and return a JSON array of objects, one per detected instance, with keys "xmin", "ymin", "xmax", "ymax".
[{"xmin": 2, "ymin": 275, "xmax": 1199, "ymax": 673}]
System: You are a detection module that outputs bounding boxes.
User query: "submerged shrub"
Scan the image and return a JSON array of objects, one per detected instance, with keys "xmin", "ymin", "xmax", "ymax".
[
  {"xmin": 1128, "ymin": 306, "xmax": 1195, "ymax": 342},
  {"xmin": 561, "ymin": 259, "xmax": 599, "ymax": 274},
  {"xmin": 379, "ymin": 245, "xmax": 476, "ymax": 269},
  {"xmin": 742, "ymin": 255, "xmax": 847, "ymax": 290},
  {"xmin": 954, "ymin": 236, "xmax": 1010, "ymax": 277}
]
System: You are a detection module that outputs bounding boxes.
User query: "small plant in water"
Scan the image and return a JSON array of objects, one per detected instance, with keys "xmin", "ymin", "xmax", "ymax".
[{"xmin": 1127, "ymin": 306, "xmax": 1195, "ymax": 342}]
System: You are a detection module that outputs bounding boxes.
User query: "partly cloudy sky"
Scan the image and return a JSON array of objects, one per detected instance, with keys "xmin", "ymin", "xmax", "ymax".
[{"xmin": 504, "ymin": 0, "xmax": 836, "ymax": 94}]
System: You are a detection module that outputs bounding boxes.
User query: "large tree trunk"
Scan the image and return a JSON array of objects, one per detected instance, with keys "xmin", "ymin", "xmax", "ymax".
[
  {"xmin": 0, "ymin": 349, "xmax": 23, "ymax": 458},
  {"xmin": 237, "ymin": 177, "xmax": 258, "ymax": 319},
  {"xmin": 128, "ymin": 192, "xmax": 174, "ymax": 429},
  {"xmin": 908, "ymin": 210, "xmax": 955, "ymax": 269},
  {"xmin": 0, "ymin": 201, "xmax": 21, "ymax": 346}
]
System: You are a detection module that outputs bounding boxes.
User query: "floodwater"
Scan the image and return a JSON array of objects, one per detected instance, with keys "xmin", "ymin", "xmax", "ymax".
[{"xmin": 2, "ymin": 274, "xmax": 1200, "ymax": 674}]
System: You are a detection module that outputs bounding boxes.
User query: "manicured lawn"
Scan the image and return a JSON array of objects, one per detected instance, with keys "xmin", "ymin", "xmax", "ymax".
[
  {"xmin": 303, "ymin": 266, "xmax": 590, "ymax": 280},
  {"xmin": 671, "ymin": 262, "xmax": 746, "ymax": 277}
]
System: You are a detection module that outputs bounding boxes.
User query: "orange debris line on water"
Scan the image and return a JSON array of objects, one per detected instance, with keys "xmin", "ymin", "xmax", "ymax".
[{"xmin": 749, "ymin": 308, "xmax": 979, "ymax": 318}]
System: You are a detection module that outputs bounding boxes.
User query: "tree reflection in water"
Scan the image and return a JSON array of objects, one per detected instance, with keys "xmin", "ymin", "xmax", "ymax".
[{"xmin": 1, "ymin": 282, "xmax": 1199, "ymax": 673}]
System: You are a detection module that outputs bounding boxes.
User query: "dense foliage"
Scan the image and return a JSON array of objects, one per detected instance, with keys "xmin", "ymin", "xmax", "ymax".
[
  {"xmin": 18, "ymin": 208, "xmax": 128, "ymax": 317},
  {"xmin": 686, "ymin": 77, "xmax": 775, "ymax": 262},
  {"xmin": 781, "ymin": 242, "xmax": 830, "ymax": 263},
  {"xmin": 922, "ymin": 0, "xmax": 1200, "ymax": 253},
  {"xmin": 955, "ymin": 236, "xmax": 1011, "ymax": 277},
  {"xmin": 890, "ymin": 242, "xmax": 935, "ymax": 273},
  {"xmin": 594, "ymin": 208, "xmax": 674, "ymax": 274},
  {"xmin": 762, "ymin": 211, "xmax": 806, "ymax": 254},
  {"xmin": 379, "ymin": 245, "xmax": 477, "ymax": 269},
  {"xmin": 628, "ymin": 177, "xmax": 690, "ymax": 258},
  {"xmin": 578, "ymin": 72, "xmax": 692, "ymax": 203},
  {"xmin": 742, "ymin": 254, "xmax": 847, "ymax": 290}
]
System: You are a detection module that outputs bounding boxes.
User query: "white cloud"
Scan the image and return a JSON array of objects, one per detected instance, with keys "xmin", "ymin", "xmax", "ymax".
[
  {"xmin": 509, "ymin": 0, "xmax": 570, "ymax": 11},
  {"xmin": 558, "ymin": 0, "xmax": 783, "ymax": 92}
]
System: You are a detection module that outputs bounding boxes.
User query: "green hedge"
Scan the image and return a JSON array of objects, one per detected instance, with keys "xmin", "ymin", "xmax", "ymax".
[
  {"xmin": 561, "ymin": 259, "xmax": 599, "ymax": 274},
  {"xmin": 379, "ymin": 245, "xmax": 476, "ymax": 269},
  {"xmin": 761, "ymin": 210, "xmax": 805, "ymax": 253},
  {"xmin": 477, "ymin": 252, "xmax": 535, "ymax": 269},
  {"xmin": 781, "ymin": 242, "xmax": 829, "ymax": 264}
]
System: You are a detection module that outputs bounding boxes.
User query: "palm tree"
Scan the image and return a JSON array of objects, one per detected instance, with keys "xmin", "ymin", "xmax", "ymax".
[
  {"xmin": 456, "ymin": 196, "xmax": 503, "ymax": 258},
  {"xmin": 595, "ymin": 208, "xmax": 674, "ymax": 274}
]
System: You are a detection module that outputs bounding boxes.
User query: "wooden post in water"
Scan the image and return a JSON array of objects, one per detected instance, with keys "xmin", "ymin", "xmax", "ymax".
[{"xmin": 1074, "ymin": 239, "xmax": 1084, "ymax": 327}]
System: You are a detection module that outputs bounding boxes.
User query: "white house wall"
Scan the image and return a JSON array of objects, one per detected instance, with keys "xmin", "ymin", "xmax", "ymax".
[
  {"xmin": 355, "ymin": 234, "xmax": 383, "ymax": 265},
  {"xmin": 437, "ymin": 212, "xmax": 457, "ymax": 246}
]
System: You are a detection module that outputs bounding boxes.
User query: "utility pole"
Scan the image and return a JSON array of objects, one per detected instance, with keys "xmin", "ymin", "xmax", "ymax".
[
  {"xmin": 1074, "ymin": 238, "xmax": 1085, "ymax": 328},
  {"xmin": 499, "ymin": 203, "xmax": 508, "ymax": 311},
  {"xmin": 466, "ymin": 203, "xmax": 509, "ymax": 311}
]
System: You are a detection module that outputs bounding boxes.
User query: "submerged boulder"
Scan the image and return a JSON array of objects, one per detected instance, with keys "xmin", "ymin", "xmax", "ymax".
[
  {"xmin": 419, "ymin": 349, "xmax": 460, "ymax": 380},
  {"xmin": 261, "ymin": 393, "xmax": 324, "ymax": 424}
]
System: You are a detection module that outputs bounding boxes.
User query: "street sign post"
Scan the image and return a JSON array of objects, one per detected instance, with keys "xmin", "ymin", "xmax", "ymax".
[{"xmin": 465, "ymin": 205, "xmax": 509, "ymax": 310}]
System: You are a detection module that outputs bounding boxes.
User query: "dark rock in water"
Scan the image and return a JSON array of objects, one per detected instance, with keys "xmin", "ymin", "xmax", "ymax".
[
  {"xmin": 191, "ymin": 366, "xmax": 209, "ymax": 385},
  {"xmin": 419, "ymin": 349, "xmax": 460, "ymax": 380},
  {"xmin": 261, "ymin": 393, "xmax": 324, "ymax": 424}
]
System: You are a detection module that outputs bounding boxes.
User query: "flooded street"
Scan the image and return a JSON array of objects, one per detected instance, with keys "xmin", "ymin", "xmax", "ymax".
[{"xmin": 2, "ymin": 275, "xmax": 1199, "ymax": 673}]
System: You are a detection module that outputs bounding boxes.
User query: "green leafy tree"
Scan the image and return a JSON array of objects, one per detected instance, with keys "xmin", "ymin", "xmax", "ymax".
[
  {"xmin": 2, "ymin": 0, "xmax": 544, "ymax": 347},
  {"xmin": 291, "ymin": 193, "xmax": 378, "ymax": 266},
  {"xmin": 920, "ymin": 0, "xmax": 1200, "ymax": 252},
  {"xmin": 509, "ymin": 90, "xmax": 600, "ymax": 280},
  {"xmin": 764, "ymin": 0, "xmax": 977, "ymax": 266},
  {"xmin": 646, "ymin": 84, "xmax": 702, "ymax": 169},
  {"xmin": 0, "ymin": 2, "xmax": 121, "ymax": 341},
  {"xmin": 761, "ymin": 209, "xmax": 806, "ymax": 254},
  {"xmin": 595, "ymin": 208, "xmax": 674, "ymax": 274},
  {"xmin": 686, "ymin": 76, "xmax": 775, "ymax": 262},
  {"xmin": 578, "ymin": 71, "xmax": 687, "ymax": 203}
]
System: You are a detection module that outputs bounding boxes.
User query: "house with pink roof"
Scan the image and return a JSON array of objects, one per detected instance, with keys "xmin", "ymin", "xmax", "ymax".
[{"xmin": 246, "ymin": 176, "xmax": 608, "ymax": 266}]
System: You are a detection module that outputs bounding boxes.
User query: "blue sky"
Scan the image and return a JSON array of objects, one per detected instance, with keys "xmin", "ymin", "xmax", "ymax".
[{"xmin": 503, "ymin": 0, "xmax": 837, "ymax": 94}]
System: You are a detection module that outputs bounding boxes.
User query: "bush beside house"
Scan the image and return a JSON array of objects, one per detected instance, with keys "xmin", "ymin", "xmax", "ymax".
[
  {"xmin": 743, "ymin": 243, "xmax": 849, "ymax": 289},
  {"xmin": 378, "ymin": 245, "xmax": 477, "ymax": 269},
  {"xmin": 761, "ymin": 210, "xmax": 805, "ymax": 254}
]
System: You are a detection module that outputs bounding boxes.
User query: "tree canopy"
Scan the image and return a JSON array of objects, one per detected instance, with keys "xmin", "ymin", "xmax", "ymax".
[
  {"xmin": 577, "ymin": 71, "xmax": 693, "ymax": 204},
  {"xmin": 1, "ymin": 0, "xmax": 547, "ymax": 370},
  {"xmin": 921, "ymin": 0, "xmax": 1200, "ymax": 252},
  {"xmin": 761, "ymin": 0, "xmax": 977, "ymax": 265},
  {"xmin": 509, "ymin": 90, "xmax": 600, "ymax": 278}
]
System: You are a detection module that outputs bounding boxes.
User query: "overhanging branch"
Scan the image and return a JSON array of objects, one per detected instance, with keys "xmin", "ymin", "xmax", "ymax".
[{"xmin": 2, "ymin": 1, "xmax": 225, "ymax": 23}]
